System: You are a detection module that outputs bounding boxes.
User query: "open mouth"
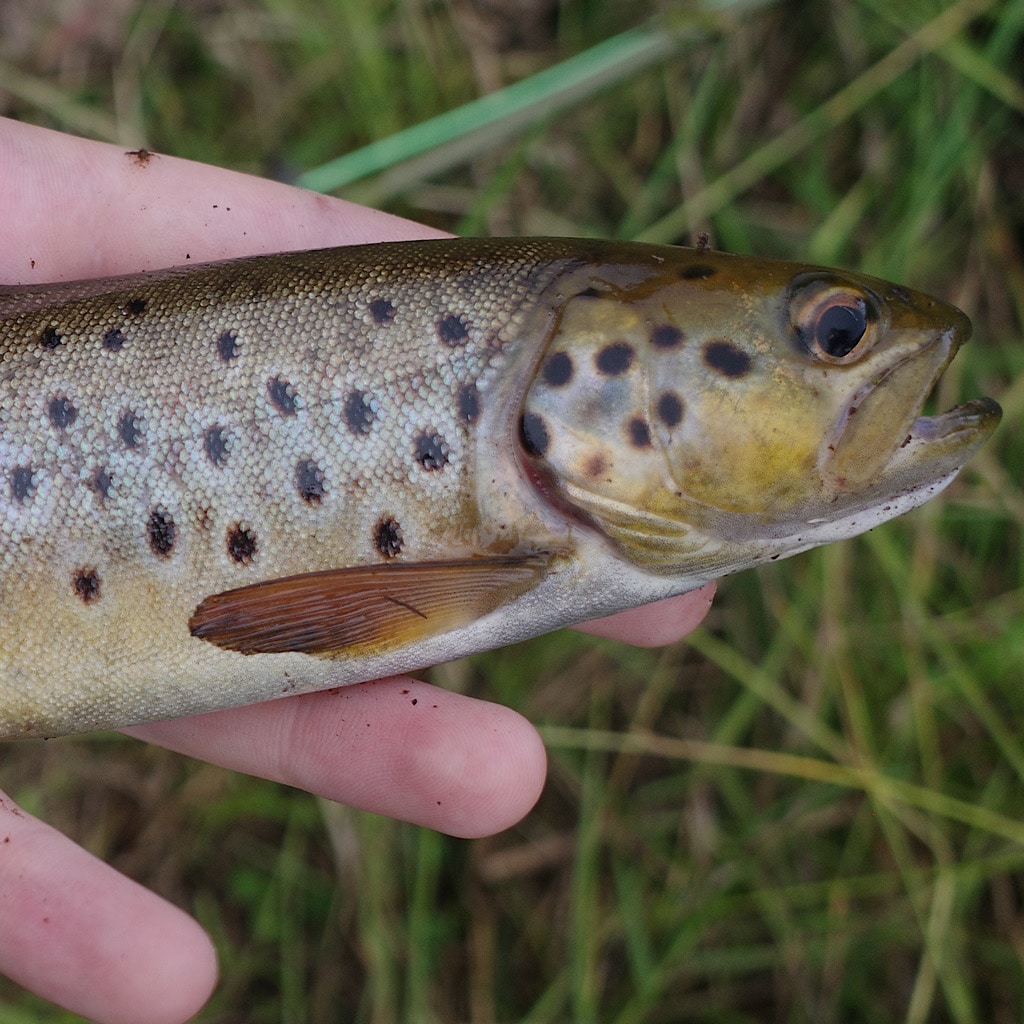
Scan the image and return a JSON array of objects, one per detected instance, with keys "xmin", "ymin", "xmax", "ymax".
[
  {"xmin": 908, "ymin": 396, "xmax": 1002, "ymax": 444},
  {"xmin": 825, "ymin": 328, "xmax": 1000, "ymax": 496},
  {"xmin": 886, "ymin": 394, "xmax": 1001, "ymax": 494}
]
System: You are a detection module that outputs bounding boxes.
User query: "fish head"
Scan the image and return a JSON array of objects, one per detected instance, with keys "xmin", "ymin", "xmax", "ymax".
[{"xmin": 519, "ymin": 247, "xmax": 1000, "ymax": 575}]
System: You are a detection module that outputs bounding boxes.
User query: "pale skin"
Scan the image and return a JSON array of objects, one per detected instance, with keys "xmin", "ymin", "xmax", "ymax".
[{"xmin": 0, "ymin": 118, "xmax": 717, "ymax": 1024}]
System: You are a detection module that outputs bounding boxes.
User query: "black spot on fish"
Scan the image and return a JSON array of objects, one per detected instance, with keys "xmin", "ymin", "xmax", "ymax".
[
  {"xmin": 369, "ymin": 298, "xmax": 396, "ymax": 324},
  {"xmin": 543, "ymin": 351, "xmax": 573, "ymax": 387},
  {"xmin": 344, "ymin": 390, "xmax": 376, "ymax": 434},
  {"xmin": 47, "ymin": 396, "xmax": 76, "ymax": 429},
  {"xmin": 103, "ymin": 328, "xmax": 126, "ymax": 351},
  {"xmin": 595, "ymin": 341, "xmax": 635, "ymax": 376},
  {"xmin": 520, "ymin": 413, "xmax": 549, "ymax": 458},
  {"xmin": 295, "ymin": 458, "xmax": 325, "ymax": 504},
  {"xmin": 227, "ymin": 524, "xmax": 258, "ymax": 564},
  {"xmin": 585, "ymin": 451, "xmax": 609, "ymax": 479},
  {"xmin": 10, "ymin": 466, "xmax": 35, "ymax": 502},
  {"xmin": 72, "ymin": 568, "xmax": 101, "ymax": 603},
  {"xmin": 118, "ymin": 411, "xmax": 145, "ymax": 448},
  {"xmin": 125, "ymin": 297, "xmax": 148, "ymax": 315},
  {"xmin": 577, "ymin": 287, "xmax": 602, "ymax": 299},
  {"xmin": 148, "ymin": 507, "xmax": 176, "ymax": 557},
  {"xmin": 457, "ymin": 382, "xmax": 480, "ymax": 424},
  {"xmin": 217, "ymin": 330, "xmax": 240, "ymax": 362},
  {"xmin": 204, "ymin": 426, "xmax": 230, "ymax": 466},
  {"xmin": 89, "ymin": 467, "xmax": 112, "ymax": 499},
  {"xmin": 437, "ymin": 314, "xmax": 470, "ymax": 346},
  {"xmin": 374, "ymin": 516, "xmax": 404, "ymax": 558},
  {"xmin": 268, "ymin": 376, "xmax": 298, "ymax": 415},
  {"xmin": 39, "ymin": 326, "xmax": 62, "ymax": 350},
  {"xmin": 681, "ymin": 264, "xmax": 717, "ymax": 280},
  {"xmin": 657, "ymin": 391, "xmax": 684, "ymax": 428},
  {"xmin": 628, "ymin": 417, "xmax": 652, "ymax": 448},
  {"xmin": 415, "ymin": 432, "xmax": 449, "ymax": 471},
  {"xmin": 651, "ymin": 324, "xmax": 684, "ymax": 350},
  {"xmin": 703, "ymin": 340, "xmax": 751, "ymax": 378}
]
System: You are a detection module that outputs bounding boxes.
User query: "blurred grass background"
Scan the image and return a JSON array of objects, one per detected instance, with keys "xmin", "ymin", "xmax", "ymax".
[{"xmin": 0, "ymin": 0, "xmax": 1022, "ymax": 1020}]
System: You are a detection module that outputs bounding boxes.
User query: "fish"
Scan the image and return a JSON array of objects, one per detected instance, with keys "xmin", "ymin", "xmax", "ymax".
[{"xmin": 0, "ymin": 237, "xmax": 1000, "ymax": 738}]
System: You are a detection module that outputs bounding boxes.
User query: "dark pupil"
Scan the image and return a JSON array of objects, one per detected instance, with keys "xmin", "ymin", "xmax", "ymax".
[{"xmin": 816, "ymin": 302, "xmax": 866, "ymax": 358}]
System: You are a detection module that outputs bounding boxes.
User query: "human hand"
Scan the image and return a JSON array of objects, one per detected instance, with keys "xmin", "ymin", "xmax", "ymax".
[{"xmin": 0, "ymin": 118, "xmax": 717, "ymax": 1024}]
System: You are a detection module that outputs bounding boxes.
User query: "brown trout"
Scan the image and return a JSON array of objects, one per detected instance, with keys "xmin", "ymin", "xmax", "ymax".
[{"xmin": 0, "ymin": 238, "xmax": 999, "ymax": 738}]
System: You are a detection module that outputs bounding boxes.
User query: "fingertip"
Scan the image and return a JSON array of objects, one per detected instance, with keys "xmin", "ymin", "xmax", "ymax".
[
  {"xmin": 289, "ymin": 681, "xmax": 549, "ymax": 839},
  {"xmin": 0, "ymin": 794, "xmax": 218, "ymax": 1024},
  {"xmin": 573, "ymin": 582, "xmax": 716, "ymax": 646},
  {"xmin": 126, "ymin": 912, "xmax": 219, "ymax": 1024},
  {"xmin": 406, "ymin": 698, "xmax": 548, "ymax": 839}
]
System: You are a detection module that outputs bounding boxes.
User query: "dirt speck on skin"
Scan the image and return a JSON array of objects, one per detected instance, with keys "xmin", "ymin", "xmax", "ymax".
[{"xmin": 0, "ymin": 796, "xmax": 25, "ymax": 818}]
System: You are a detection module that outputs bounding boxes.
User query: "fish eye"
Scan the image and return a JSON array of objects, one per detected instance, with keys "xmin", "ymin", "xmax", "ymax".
[{"xmin": 789, "ymin": 276, "xmax": 880, "ymax": 365}]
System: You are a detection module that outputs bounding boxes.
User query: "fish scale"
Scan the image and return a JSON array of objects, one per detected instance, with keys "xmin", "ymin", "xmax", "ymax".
[{"xmin": 0, "ymin": 238, "xmax": 1000, "ymax": 737}]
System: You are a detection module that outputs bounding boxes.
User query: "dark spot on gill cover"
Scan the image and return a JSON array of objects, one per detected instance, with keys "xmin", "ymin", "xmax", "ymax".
[
  {"xmin": 148, "ymin": 507, "xmax": 176, "ymax": 557},
  {"xmin": 10, "ymin": 467, "xmax": 34, "ymax": 502},
  {"xmin": 681, "ymin": 264, "xmax": 717, "ymax": 280},
  {"xmin": 520, "ymin": 413, "xmax": 549, "ymax": 458},
  {"xmin": 595, "ymin": 341, "xmax": 635, "ymax": 376},
  {"xmin": 543, "ymin": 351, "xmax": 573, "ymax": 387},
  {"xmin": 628, "ymin": 417, "xmax": 652, "ymax": 448},
  {"xmin": 703, "ymin": 340, "xmax": 751, "ymax": 378},
  {"xmin": 295, "ymin": 458, "xmax": 325, "ymax": 504},
  {"xmin": 204, "ymin": 426, "xmax": 230, "ymax": 465},
  {"xmin": 374, "ymin": 516, "xmax": 404, "ymax": 558},
  {"xmin": 344, "ymin": 390, "xmax": 376, "ymax": 434},
  {"xmin": 268, "ymin": 376, "xmax": 298, "ymax": 415},
  {"xmin": 227, "ymin": 524, "xmax": 258, "ymax": 564},
  {"xmin": 47, "ymin": 396, "xmax": 76, "ymax": 429},
  {"xmin": 651, "ymin": 324, "xmax": 684, "ymax": 349},
  {"xmin": 585, "ymin": 451, "xmax": 609, "ymax": 479},
  {"xmin": 369, "ymin": 298, "xmax": 396, "ymax": 324},
  {"xmin": 415, "ymin": 432, "xmax": 450, "ymax": 471},
  {"xmin": 657, "ymin": 391, "xmax": 684, "ymax": 427},
  {"xmin": 217, "ymin": 330, "xmax": 240, "ymax": 362},
  {"xmin": 437, "ymin": 314, "xmax": 470, "ymax": 346},
  {"xmin": 118, "ymin": 411, "xmax": 144, "ymax": 448},
  {"xmin": 72, "ymin": 568, "xmax": 101, "ymax": 603},
  {"xmin": 103, "ymin": 328, "xmax": 125, "ymax": 351},
  {"xmin": 39, "ymin": 326, "xmax": 62, "ymax": 349},
  {"xmin": 457, "ymin": 383, "xmax": 480, "ymax": 424}
]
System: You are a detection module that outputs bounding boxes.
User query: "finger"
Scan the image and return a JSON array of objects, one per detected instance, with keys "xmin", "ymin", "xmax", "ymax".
[
  {"xmin": 574, "ymin": 583, "xmax": 716, "ymax": 646},
  {"xmin": 0, "ymin": 117, "xmax": 447, "ymax": 282},
  {"xmin": 0, "ymin": 792, "xmax": 217, "ymax": 1024},
  {"xmin": 125, "ymin": 677, "xmax": 548, "ymax": 840}
]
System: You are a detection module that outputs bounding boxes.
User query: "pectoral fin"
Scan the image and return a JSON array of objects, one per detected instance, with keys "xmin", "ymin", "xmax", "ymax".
[{"xmin": 188, "ymin": 555, "xmax": 549, "ymax": 656}]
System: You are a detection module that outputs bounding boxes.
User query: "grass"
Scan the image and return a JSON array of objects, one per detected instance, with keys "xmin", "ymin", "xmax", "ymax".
[{"xmin": 1, "ymin": 0, "xmax": 1023, "ymax": 1020}]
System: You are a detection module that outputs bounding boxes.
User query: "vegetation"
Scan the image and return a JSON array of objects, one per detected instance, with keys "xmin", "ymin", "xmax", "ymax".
[{"xmin": 0, "ymin": 0, "xmax": 1021, "ymax": 1020}]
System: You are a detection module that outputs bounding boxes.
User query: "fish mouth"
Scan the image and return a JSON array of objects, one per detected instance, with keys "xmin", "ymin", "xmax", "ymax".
[
  {"xmin": 882, "ymin": 395, "xmax": 1001, "ymax": 491},
  {"xmin": 824, "ymin": 325, "xmax": 1001, "ymax": 504}
]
